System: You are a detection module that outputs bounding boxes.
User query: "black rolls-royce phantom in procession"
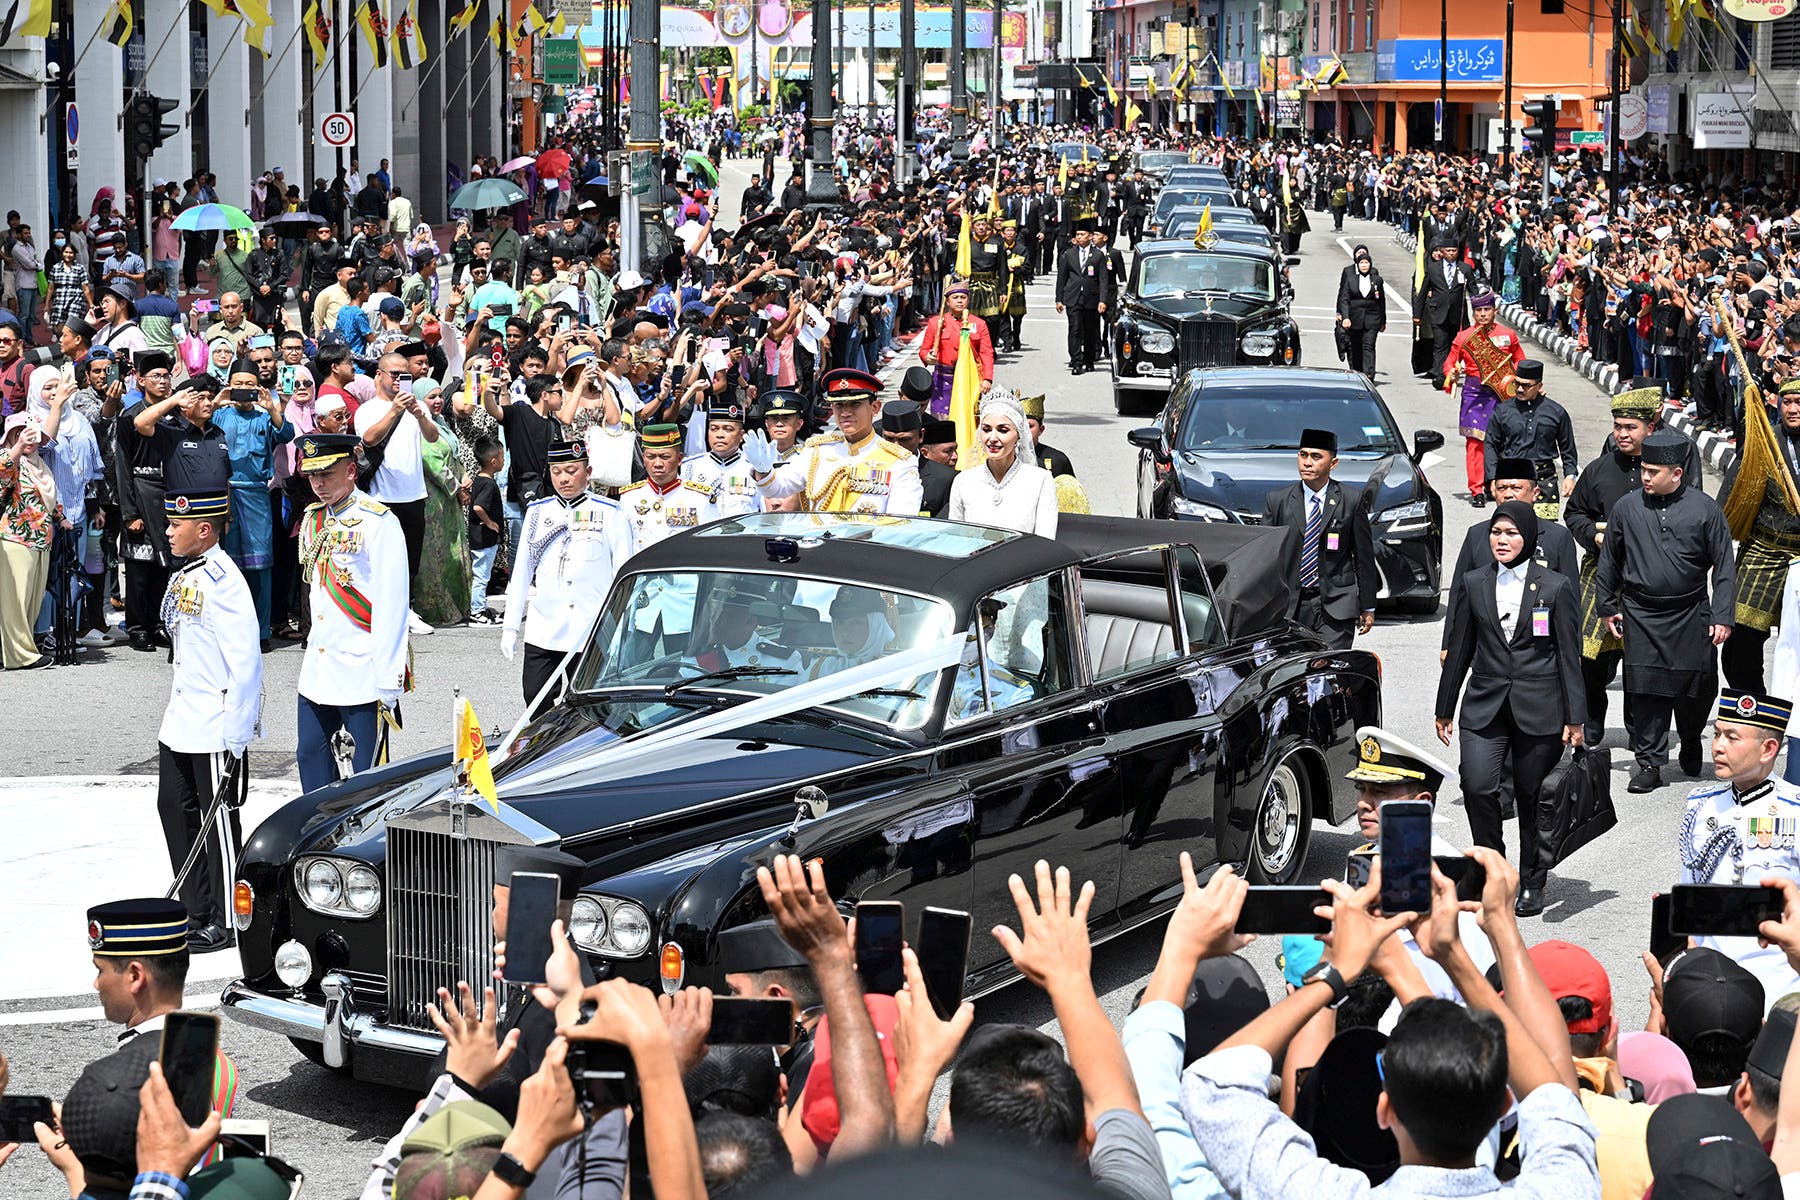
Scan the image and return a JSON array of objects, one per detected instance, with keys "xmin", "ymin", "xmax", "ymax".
[{"xmin": 223, "ymin": 512, "xmax": 1380, "ymax": 1086}]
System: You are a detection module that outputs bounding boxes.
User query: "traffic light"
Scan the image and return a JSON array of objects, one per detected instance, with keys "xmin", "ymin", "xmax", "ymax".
[
  {"xmin": 1520, "ymin": 97, "xmax": 1559, "ymax": 155},
  {"xmin": 124, "ymin": 93, "xmax": 179, "ymax": 167}
]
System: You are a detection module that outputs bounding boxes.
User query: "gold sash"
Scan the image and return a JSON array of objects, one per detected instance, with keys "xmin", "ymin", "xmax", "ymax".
[{"xmin": 1462, "ymin": 330, "xmax": 1517, "ymax": 399}]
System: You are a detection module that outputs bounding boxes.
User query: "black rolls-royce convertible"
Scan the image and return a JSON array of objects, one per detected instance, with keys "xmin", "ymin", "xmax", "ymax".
[{"xmin": 222, "ymin": 512, "xmax": 1381, "ymax": 1087}]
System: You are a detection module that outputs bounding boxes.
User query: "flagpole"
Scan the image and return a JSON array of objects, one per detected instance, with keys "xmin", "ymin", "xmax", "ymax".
[
  {"xmin": 443, "ymin": 35, "xmax": 484, "ymax": 109},
  {"xmin": 246, "ymin": 19, "xmax": 307, "ymax": 114},
  {"xmin": 399, "ymin": 28, "xmax": 453, "ymax": 119},
  {"xmin": 69, "ymin": 4, "xmax": 119, "ymax": 77},
  {"xmin": 123, "ymin": 0, "xmax": 195, "ymax": 108},
  {"xmin": 185, "ymin": 17, "xmax": 254, "ymax": 124}
]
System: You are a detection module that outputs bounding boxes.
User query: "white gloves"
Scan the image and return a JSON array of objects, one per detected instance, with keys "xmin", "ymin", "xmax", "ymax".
[
  {"xmin": 743, "ymin": 429, "xmax": 777, "ymax": 474},
  {"xmin": 500, "ymin": 629, "xmax": 518, "ymax": 662},
  {"xmin": 376, "ymin": 690, "xmax": 402, "ymax": 710}
]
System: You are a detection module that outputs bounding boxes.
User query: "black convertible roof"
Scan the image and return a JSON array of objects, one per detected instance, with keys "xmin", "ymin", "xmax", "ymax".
[
  {"xmin": 1058, "ymin": 515, "xmax": 1299, "ymax": 638},
  {"xmin": 634, "ymin": 512, "xmax": 1298, "ymax": 639}
]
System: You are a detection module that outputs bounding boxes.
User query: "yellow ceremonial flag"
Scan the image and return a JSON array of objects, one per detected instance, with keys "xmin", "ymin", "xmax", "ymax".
[
  {"xmin": 449, "ymin": 0, "xmax": 480, "ymax": 35},
  {"xmin": 357, "ymin": 0, "xmax": 389, "ymax": 66},
  {"xmin": 1221, "ymin": 64, "xmax": 1235, "ymax": 101},
  {"xmin": 101, "ymin": 0, "xmax": 132, "ymax": 47},
  {"xmin": 1168, "ymin": 55, "xmax": 1188, "ymax": 91},
  {"xmin": 1282, "ymin": 173, "xmax": 1292, "ymax": 206},
  {"xmin": 550, "ymin": 9, "xmax": 564, "ymax": 34},
  {"xmin": 304, "ymin": 0, "xmax": 329, "ymax": 57},
  {"xmin": 1146, "ymin": 71, "xmax": 1157, "ymax": 99},
  {"xmin": 949, "ymin": 327, "xmax": 982, "ymax": 468},
  {"xmin": 523, "ymin": 2, "xmax": 546, "ymax": 32},
  {"xmin": 1057, "ymin": 154, "xmax": 1068, "ymax": 191},
  {"xmin": 453, "ymin": 697, "xmax": 499, "ymax": 812},
  {"xmin": 1193, "ymin": 200, "xmax": 1212, "ymax": 248},
  {"xmin": 1125, "ymin": 98, "xmax": 1143, "ymax": 128},
  {"xmin": 1102, "ymin": 70, "xmax": 1119, "ymax": 106},
  {"xmin": 954, "ymin": 210, "xmax": 973, "ymax": 278},
  {"xmin": 1668, "ymin": 0, "xmax": 1685, "ymax": 48},
  {"xmin": 1641, "ymin": 19, "xmax": 1661, "ymax": 54},
  {"xmin": 487, "ymin": 13, "xmax": 503, "ymax": 48},
  {"xmin": 1413, "ymin": 224, "xmax": 1427, "ymax": 292}
]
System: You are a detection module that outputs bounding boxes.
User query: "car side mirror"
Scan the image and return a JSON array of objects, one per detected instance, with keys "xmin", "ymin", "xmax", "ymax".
[
  {"xmin": 783, "ymin": 785, "xmax": 829, "ymax": 842},
  {"xmin": 1127, "ymin": 426, "xmax": 1165, "ymax": 455},
  {"xmin": 1286, "ymin": 255, "xmax": 1301, "ymax": 266},
  {"xmin": 1412, "ymin": 429, "xmax": 1446, "ymax": 460}
]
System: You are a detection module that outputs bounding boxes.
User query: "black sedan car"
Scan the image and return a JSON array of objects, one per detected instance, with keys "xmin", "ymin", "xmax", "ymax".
[
  {"xmin": 1111, "ymin": 240, "xmax": 1301, "ymax": 415},
  {"xmin": 1130, "ymin": 367, "xmax": 1447, "ymax": 612},
  {"xmin": 222, "ymin": 512, "xmax": 1381, "ymax": 1086}
]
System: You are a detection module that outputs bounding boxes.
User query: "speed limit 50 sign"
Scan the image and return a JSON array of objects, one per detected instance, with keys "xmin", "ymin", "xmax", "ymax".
[{"xmin": 318, "ymin": 112, "xmax": 356, "ymax": 150}]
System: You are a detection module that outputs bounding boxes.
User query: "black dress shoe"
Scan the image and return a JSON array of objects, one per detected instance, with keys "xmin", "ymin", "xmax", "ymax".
[
  {"xmin": 260, "ymin": 638, "xmax": 273, "ymax": 654},
  {"xmin": 1679, "ymin": 744, "xmax": 1703, "ymax": 776},
  {"xmin": 186, "ymin": 925, "xmax": 232, "ymax": 952},
  {"xmin": 130, "ymin": 630, "xmax": 155, "ymax": 652},
  {"xmin": 1628, "ymin": 765, "xmax": 1663, "ymax": 793},
  {"xmin": 1470, "ymin": 494, "xmax": 1487, "ymax": 508},
  {"xmin": 1515, "ymin": 886, "xmax": 1545, "ymax": 917}
]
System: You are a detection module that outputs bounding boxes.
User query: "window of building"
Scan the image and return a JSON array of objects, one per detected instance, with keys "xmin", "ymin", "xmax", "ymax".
[
  {"xmin": 1774, "ymin": 12, "xmax": 1800, "ymax": 69},
  {"xmin": 1541, "ymin": 0, "xmax": 1564, "ymax": 12},
  {"xmin": 1365, "ymin": 0, "xmax": 1374, "ymax": 50}
]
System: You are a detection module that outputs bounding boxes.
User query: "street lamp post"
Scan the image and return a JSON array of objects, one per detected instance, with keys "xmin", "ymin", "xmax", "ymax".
[
  {"xmin": 991, "ymin": 0, "xmax": 1002, "ymax": 146},
  {"xmin": 807, "ymin": 0, "xmax": 839, "ymax": 205},
  {"xmin": 951, "ymin": 0, "xmax": 969, "ymax": 158}
]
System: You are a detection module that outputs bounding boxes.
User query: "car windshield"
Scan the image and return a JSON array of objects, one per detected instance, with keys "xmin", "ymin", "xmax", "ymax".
[
  {"xmin": 1178, "ymin": 386, "xmax": 1406, "ymax": 452},
  {"xmin": 571, "ymin": 570, "xmax": 957, "ymax": 728},
  {"xmin": 1139, "ymin": 152, "xmax": 1191, "ymax": 171},
  {"xmin": 1157, "ymin": 189, "xmax": 1233, "ymax": 218},
  {"xmin": 1138, "ymin": 254, "xmax": 1274, "ymax": 300}
]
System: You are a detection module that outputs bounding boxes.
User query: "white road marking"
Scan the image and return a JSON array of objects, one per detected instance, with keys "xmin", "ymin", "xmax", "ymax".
[
  {"xmin": 0, "ymin": 776, "xmax": 294, "ymax": 1003},
  {"xmin": 0, "ymin": 994, "xmax": 222, "ymax": 1027}
]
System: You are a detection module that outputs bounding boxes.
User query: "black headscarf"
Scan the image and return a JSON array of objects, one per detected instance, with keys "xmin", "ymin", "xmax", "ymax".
[{"xmin": 1490, "ymin": 499, "xmax": 1539, "ymax": 564}]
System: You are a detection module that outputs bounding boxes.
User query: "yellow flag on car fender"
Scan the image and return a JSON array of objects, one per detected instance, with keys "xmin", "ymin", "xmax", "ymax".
[{"xmin": 454, "ymin": 696, "xmax": 499, "ymax": 812}]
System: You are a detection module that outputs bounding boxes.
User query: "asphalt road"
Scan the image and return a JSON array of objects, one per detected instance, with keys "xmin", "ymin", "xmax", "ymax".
[{"xmin": 0, "ymin": 165, "xmax": 1698, "ymax": 1198}]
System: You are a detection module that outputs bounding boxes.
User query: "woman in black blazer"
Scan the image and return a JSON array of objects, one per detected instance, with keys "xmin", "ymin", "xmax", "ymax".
[
  {"xmin": 1334, "ymin": 247, "xmax": 1386, "ymax": 377},
  {"xmin": 1434, "ymin": 501, "xmax": 1585, "ymax": 917}
]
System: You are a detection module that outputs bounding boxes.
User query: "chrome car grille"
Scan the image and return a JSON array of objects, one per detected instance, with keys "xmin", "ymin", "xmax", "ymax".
[
  {"xmin": 1178, "ymin": 319, "xmax": 1238, "ymax": 369},
  {"xmin": 386, "ymin": 825, "xmax": 500, "ymax": 1030}
]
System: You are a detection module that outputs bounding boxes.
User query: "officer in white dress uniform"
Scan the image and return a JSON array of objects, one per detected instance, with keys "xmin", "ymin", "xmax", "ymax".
[
  {"xmin": 1341, "ymin": 726, "xmax": 1497, "ymax": 1017},
  {"xmin": 502, "ymin": 439, "xmax": 637, "ymax": 712},
  {"xmin": 1677, "ymin": 689, "xmax": 1800, "ymax": 1010},
  {"xmin": 746, "ymin": 368, "xmax": 923, "ymax": 515},
  {"xmin": 620, "ymin": 422, "xmax": 715, "ymax": 658},
  {"xmin": 156, "ymin": 457, "xmax": 261, "ymax": 951},
  {"xmin": 682, "ymin": 397, "xmax": 762, "ymax": 518},
  {"xmin": 293, "ymin": 433, "xmax": 411, "ymax": 795}
]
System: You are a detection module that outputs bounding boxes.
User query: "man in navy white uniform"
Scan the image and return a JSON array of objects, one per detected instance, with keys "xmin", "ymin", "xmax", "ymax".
[
  {"xmin": 502, "ymin": 439, "xmax": 637, "ymax": 712},
  {"xmin": 156, "ymin": 451, "xmax": 261, "ymax": 951},
  {"xmin": 294, "ymin": 432, "xmax": 411, "ymax": 794},
  {"xmin": 1678, "ymin": 688, "xmax": 1800, "ymax": 1009}
]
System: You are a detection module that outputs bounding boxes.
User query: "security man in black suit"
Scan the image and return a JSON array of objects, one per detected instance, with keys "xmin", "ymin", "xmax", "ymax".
[
  {"xmin": 1421, "ymin": 198, "xmax": 1467, "ymax": 260},
  {"xmin": 1261, "ymin": 428, "xmax": 1376, "ymax": 649},
  {"xmin": 886, "ymin": 378, "xmax": 955, "ymax": 517},
  {"xmin": 1335, "ymin": 245, "xmax": 1387, "ymax": 377},
  {"xmin": 1040, "ymin": 188, "xmax": 1069, "ymax": 275},
  {"xmin": 1421, "ymin": 236, "xmax": 1472, "ymax": 384},
  {"xmin": 1056, "ymin": 225, "xmax": 1113, "ymax": 375},
  {"xmin": 1435, "ymin": 501, "xmax": 1585, "ymax": 917}
]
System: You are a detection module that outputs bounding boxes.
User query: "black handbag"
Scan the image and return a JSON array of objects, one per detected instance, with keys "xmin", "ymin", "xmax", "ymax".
[
  {"xmin": 1538, "ymin": 747, "xmax": 1617, "ymax": 868},
  {"xmin": 1334, "ymin": 323, "xmax": 1350, "ymax": 362}
]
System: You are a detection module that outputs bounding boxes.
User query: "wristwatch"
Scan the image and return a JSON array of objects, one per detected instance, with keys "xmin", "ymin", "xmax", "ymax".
[
  {"xmin": 490, "ymin": 1152, "xmax": 538, "ymax": 1189},
  {"xmin": 1301, "ymin": 960, "xmax": 1351, "ymax": 1008}
]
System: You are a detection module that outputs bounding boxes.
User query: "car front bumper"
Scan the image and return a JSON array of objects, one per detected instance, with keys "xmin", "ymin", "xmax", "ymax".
[{"xmin": 222, "ymin": 975, "xmax": 443, "ymax": 1087}]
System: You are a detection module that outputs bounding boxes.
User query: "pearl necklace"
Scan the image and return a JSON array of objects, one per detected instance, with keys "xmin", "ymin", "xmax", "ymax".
[{"xmin": 984, "ymin": 457, "xmax": 1019, "ymax": 506}]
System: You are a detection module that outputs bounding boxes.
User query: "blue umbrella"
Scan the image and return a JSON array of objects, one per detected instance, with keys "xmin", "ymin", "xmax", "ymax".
[
  {"xmin": 585, "ymin": 174, "xmax": 610, "ymax": 187},
  {"xmin": 448, "ymin": 178, "xmax": 527, "ymax": 211},
  {"xmin": 170, "ymin": 203, "xmax": 255, "ymax": 232}
]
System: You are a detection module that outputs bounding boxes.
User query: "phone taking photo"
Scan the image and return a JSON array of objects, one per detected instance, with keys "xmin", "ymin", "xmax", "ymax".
[
  {"xmin": 1667, "ymin": 884, "xmax": 1785, "ymax": 938},
  {"xmin": 159, "ymin": 1011, "xmax": 221, "ymax": 1127},
  {"xmin": 853, "ymin": 900, "xmax": 905, "ymax": 996},
  {"xmin": 707, "ymin": 997, "xmax": 795, "ymax": 1045},
  {"xmin": 1378, "ymin": 799, "xmax": 1434, "ymax": 916},
  {"xmin": 0, "ymin": 1095, "xmax": 54, "ymax": 1143},
  {"xmin": 502, "ymin": 871, "xmax": 561, "ymax": 986},
  {"xmin": 1237, "ymin": 886, "xmax": 1333, "ymax": 934},
  {"xmin": 916, "ymin": 906, "xmax": 972, "ymax": 1020}
]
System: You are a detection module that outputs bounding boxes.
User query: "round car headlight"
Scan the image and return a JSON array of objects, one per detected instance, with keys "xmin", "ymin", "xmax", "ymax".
[
  {"xmin": 569, "ymin": 896, "xmax": 608, "ymax": 951},
  {"xmin": 1138, "ymin": 329, "xmax": 1175, "ymax": 355},
  {"xmin": 608, "ymin": 902, "xmax": 653, "ymax": 956},
  {"xmin": 1241, "ymin": 332, "xmax": 1278, "ymax": 357},
  {"xmin": 344, "ymin": 865, "xmax": 382, "ymax": 915},
  {"xmin": 274, "ymin": 939, "xmax": 313, "ymax": 989},
  {"xmin": 302, "ymin": 859, "xmax": 344, "ymax": 909}
]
